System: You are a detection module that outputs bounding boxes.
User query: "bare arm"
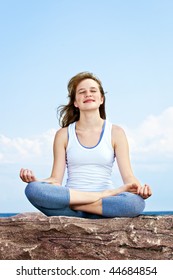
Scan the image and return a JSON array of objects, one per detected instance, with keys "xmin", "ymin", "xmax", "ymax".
[
  {"xmin": 48, "ymin": 127, "xmax": 68, "ymax": 185},
  {"xmin": 20, "ymin": 127, "xmax": 68, "ymax": 185},
  {"xmin": 112, "ymin": 125, "xmax": 152, "ymax": 199}
]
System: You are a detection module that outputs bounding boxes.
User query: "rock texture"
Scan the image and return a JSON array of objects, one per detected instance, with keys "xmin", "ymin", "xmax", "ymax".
[{"xmin": 0, "ymin": 212, "xmax": 173, "ymax": 260}]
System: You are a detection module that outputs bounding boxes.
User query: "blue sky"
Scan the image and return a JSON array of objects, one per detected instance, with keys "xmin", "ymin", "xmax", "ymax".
[{"xmin": 0, "ymin": 0, "xmax": 173, "ymax": 213}]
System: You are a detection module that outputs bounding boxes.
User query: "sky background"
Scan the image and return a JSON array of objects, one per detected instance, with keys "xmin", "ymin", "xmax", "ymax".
[{"xmin": 0, "ymin": 0, "xmax": 173, "ymax": 213}]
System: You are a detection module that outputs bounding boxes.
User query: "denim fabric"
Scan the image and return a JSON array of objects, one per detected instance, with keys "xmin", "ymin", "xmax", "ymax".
[
  {"xmin": 25, "ymin": 182, "xmax": 102, "ymax": 219},
  {"xmin": 102, "ymin": 192, "xmax": 145, "ymax": 217},
  {"xmin": 25, "ymin": 182, "xmax": 145, "ymax": 219}
]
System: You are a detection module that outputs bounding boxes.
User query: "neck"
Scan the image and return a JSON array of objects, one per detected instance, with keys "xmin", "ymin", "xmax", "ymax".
[{"xmin": 76, "ymin": 111, "xmax": 104, "ymax": 130}]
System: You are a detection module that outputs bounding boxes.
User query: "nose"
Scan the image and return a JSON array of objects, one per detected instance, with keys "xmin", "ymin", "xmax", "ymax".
[{"xmin": 85, "ymin": 90, "xmax": 92, "ymax": 97}]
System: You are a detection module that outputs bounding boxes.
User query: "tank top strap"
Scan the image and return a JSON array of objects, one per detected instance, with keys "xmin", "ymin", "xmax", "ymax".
[
  {"xmin": 103, "ymin": 120, "xmax": 113, "ymax": 149},
  {"xmin": 67, "ymin": 122, "xmax": 76, "ymax": 150}
]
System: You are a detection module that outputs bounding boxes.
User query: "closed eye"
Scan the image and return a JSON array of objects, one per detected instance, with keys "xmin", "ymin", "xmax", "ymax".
[{"xmin": 91, "ymin": 90, "xmax": 97, "ymax": 92}]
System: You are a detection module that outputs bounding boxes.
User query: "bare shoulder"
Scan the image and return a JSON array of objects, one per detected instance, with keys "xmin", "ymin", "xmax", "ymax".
[
  {"xmin": 55, "ymin": 127, "xmax": 68, "ymax": 137},
  {"xmin": 111, "ymin": 124, "xmax": 127, "ymax": 148},
  {"xmin": 54, "ymin": 127, "xmax": 68, "ymax": 148},
  {"xmin": 112, "ymin": 124, "xmax": 126, "ymax": 136}
]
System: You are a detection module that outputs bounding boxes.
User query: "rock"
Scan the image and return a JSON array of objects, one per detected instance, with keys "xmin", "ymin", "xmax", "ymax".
[{"xmin": 0, "ymin": 212, "xmax": 173, "ymax": 260}]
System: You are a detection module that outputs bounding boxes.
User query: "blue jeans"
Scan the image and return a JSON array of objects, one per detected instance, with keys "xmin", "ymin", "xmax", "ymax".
[{"xmin": 25, "ymin": 182, "xmax": 145, "ymax": 219}]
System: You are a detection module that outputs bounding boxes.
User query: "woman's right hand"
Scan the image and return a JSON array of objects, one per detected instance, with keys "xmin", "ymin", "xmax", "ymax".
[{"xmin": 19, "ymin": 168, "xmax": 37, "ymax": 183}]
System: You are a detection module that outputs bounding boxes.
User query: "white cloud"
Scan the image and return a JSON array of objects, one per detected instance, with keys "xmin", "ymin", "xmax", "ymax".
[
  {"xmin": 0, "ymin": 129, "xmax": 56, "ymax": 164},
  {"xmin": 125, "ymin": 107, "xmax": 173, "ymax": 164},
  {"xmin": 1, "ymin": 107, "xmax": 173, "ymax": 169}
]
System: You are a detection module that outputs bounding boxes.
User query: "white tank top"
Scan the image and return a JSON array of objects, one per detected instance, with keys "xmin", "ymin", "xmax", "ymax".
[{"xmin": 65, "ymin": 120, "xmax": 115, "ymax": 192}]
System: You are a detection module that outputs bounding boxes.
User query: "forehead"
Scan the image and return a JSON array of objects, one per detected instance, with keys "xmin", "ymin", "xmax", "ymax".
[{"xmin": 76, "ymin": 79, "xmax": 99, "ymax": 91}]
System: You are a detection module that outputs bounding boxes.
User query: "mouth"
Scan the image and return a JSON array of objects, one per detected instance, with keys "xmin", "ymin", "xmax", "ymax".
[{"xmin": 83, "ymin": 99, "xmax": 95, "ymax": 103}]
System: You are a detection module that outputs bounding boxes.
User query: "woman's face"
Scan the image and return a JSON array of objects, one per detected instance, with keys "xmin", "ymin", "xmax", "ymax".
[{"xmin": 74, "ymin": 79, "xmax": 104, "ymax": 112}]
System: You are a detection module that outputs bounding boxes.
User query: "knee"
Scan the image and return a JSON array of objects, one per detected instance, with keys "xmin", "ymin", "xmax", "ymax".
[
  {"xmin": 125, "ymin": 193, "xmax": 145, "ymax": 217},
  {"xmin": 102, "ymin": 192, "xmax": 145, "ymax": 218},
  {"xmin": 25, "ymin": 181, "xmax": 42, "ymax": 202}
]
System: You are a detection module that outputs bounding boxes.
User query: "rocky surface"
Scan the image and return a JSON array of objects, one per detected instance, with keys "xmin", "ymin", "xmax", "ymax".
[{"xmin": 0, "ymin": 212, "xmax": 173, "ymax": 260}]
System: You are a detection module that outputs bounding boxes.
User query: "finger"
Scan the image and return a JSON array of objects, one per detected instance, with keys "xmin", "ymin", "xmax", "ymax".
[
  {"xmin": 132, "ymin": 183, "xmax": 141, "ymax": 194},
  {"xmin": 128, "ymin": 183, "xmax": 138, "ymax": 194},
  {"xmin": 134, "ymin": 183, "xmax": 140, "ymax": 194},
  {"xmin": 30, "ymin": 171, "xmax": 36, "ymax": 181},
  {"xmin": 149, "ymin": 188, "xmax": 152, "ymax": 196},
  {"xmin": 20, "ymin": 168, "xmax": 26, "ymax": 181},
  {"xmin": 138, "ymin": 186, "xmax": 144, "ymax": 196},
  {"xmin": 22, "ymin": 169, "xmax": 28, "ymax": 182},
  {"xmin": 19, "ymin": 168, "xmax": 23, "ymax": 179},
  {"xmin": 143, "ymin": 185, "xmax": 149, "ymax": 198},
  {"xmin": 143, "ymin": 184, "xmax": 152, "ymax": 199},
  {"xmin": 23, "ymin": 169, "xmax": 32, "ymax": 182},
  {"xmin": 27, "ymin": 170, "xmax": 34, "ymax": 182},
  {"xmin": 145, "ymin": 184, "xmax": 152, "ymax": 196}
]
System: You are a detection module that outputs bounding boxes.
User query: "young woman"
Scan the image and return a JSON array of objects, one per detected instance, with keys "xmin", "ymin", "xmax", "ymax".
[{"xmin": 20, "ymin": 72, "xmax": 152, "ymax": 218}]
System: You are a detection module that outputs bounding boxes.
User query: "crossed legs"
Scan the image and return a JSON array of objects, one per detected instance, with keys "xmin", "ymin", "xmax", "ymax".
[{"xmin": 25, "ymin": 182, "xmax": 145, "ymax": 218}]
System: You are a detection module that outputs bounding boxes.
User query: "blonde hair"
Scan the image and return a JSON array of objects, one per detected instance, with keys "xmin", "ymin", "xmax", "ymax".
[{"xmin": 57, "ymin": 72, "xmax": 106, "ymax": 127}]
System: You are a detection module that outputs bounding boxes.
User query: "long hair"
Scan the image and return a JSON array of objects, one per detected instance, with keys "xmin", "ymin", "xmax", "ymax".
[{"xmin": 57, "ymin": 72, "xmax": 106, "ymax": 127}]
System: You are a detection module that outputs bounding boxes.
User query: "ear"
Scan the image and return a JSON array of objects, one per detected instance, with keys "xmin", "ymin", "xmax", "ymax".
[
  {"xmin": 100, "ymin": 96, "xmax": 104, "ymax": 104},
  {"xmin": 74, "ymin": 101, "xmax": 78, "ymax": 107}
]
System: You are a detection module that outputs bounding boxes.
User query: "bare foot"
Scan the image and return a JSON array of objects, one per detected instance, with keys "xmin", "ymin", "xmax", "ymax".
[
  {"xmin": 69, "ymin": 183, "xmax": 140, "ymax": 206},
  {"xmin": 100, "ymin": 183, "xmax": 140, "ymax": 198}
]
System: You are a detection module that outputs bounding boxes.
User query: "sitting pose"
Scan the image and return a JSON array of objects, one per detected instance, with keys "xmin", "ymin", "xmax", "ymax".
[{"xmin": 20, "ymin": 72, "xmax": 152, "ymax": 218}]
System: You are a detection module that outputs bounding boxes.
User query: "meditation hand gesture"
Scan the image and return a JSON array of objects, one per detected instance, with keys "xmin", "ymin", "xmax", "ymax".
[
  {"xmin": 123, "ymin": 183, "xmax": 152, "ymax": 199},
  {"xmin": 20, "ymin": 168, "xmax": 37, "ymax": 183}
]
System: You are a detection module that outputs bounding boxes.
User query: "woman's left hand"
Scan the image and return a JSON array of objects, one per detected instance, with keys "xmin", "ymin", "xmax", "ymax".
[{"xmin": 138, "ymin": 184, "xmax": 152, "ymax": 199}]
